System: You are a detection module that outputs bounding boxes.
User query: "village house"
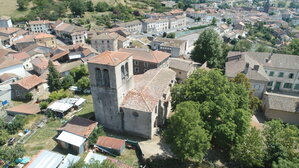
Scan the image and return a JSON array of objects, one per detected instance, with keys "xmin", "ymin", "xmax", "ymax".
[
  {"xmin": 53, "ymin": 21, "xmax": 88, "ymax": 44},
  {"xmin": 225, "ymin": 52, "xmax": 299, "ymax": 124},
  {"xmin": 168, "ymin": 15, "xmax": 187, "ymax": 29},
  {"xmin": 14, "ymin": 33, "xmax": 57, "ymax": 50},
  {"xmin": 10, "ymin": 52, "xmax": 31, "ymax": 70},
  {"xmin": 31, "ymin": 56, "xmax": 60, "ymax": 75},
  {"xmin": 88, "ymin": 51, "xmax": 176, "ymax": 138},
  {"xmin": 151, "ymin": 37, "xmax": 188, "ymax": 57},
  {"xmin": 28, "ymin": 20, "xmax": 52, "ymax": 33},
  {"xmin": 119, "ymin": 48, "xmax": 170, "ymax": 74},
  {"xmin": 56, "ymin": 116, "xmax": 98, "ymax": 154},
  {"xmin": 0, "ymin": 16, "xmax": 13, "ymax": 28},
  {"xmin": 90, "ymin": 33, "xmax": 118, "ymax": 53},
  {"xmin": 0, "ymin": 27, "xmax": 28, "ymax": 46},
  {"xmin": 10, "ymin": 75, "xmax": 48, "ymax": 101},
  {"xmin": 142, "ymin": 18, "xmax": 169, "ymax": 33},
  {"xmin": 0, "ymin": 54, "xmax": 26, "ymax": 77},
  {"xmin": 116, "ymin": 20, "xmax": 143, "ymax": 34},
  {"xmin": 169, "ymin": 58, "xmax": 200, "ymax": 82},
  {"xmin": 50, "ymin": 44, "xmax": 96, "ymax": 62}
]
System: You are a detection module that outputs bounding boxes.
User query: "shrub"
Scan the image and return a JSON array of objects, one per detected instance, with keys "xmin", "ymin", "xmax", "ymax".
[{"xmin": 39, "ymin": 101, "xmax": 49, "ymax": 110}]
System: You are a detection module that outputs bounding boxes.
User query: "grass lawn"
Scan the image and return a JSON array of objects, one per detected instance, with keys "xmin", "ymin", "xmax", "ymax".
[
  {"xmin": 116, "ymin": 149, "xmax": 139, "ymax": 168},
  {"xmin": 74, "ymin": 94, "xmax": 95, "ymax": 119},
  {"xmin": 23, "ymin": 120, "xmax": 62, "ymax": 156},
  {"xmin": 0, "ymin": 0, "xmax": 31, "ymax": 18},
  {"xmin": 296, "ymin": 26, "xmax": 299, "ymax": 30}
]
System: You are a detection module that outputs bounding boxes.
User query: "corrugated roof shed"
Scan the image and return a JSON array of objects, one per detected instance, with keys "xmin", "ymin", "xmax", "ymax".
[{"xmin": 24, "ymin": 150, "xmax": 65, "ymax": 168}]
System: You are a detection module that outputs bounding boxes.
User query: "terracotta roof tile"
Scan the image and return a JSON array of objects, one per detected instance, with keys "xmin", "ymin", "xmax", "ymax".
[
  {"xmin": 96, "ymin": 136, "xmax": 125, "ymax": 151},
  {"xmin": 88, "ymin": 51, "xmax": 132, "ymax": 66},
  {"xmin": 12, "ymin": 75, "xmax": 46, "ymax": 90},
  {"xmin": 6, "ymin": 104, "xmax": 41, "ymax": 115},
  {"xmin": 10, "ymin": 52, "xmax": 30, "ymax": 61},
  {"xmin": 119, "ymin": 48, "xmax": 170, "ymax": 64},
  {"xmin": 57, "ymin": 116, "xmax": 98, "ymax": 138},
  {"xmin": 35, "ymin": 33, "xmax": 55, "ymax": 39},
  {"xmin": 0, "ymin": 73, "xmax": 19, "ymax": 82},
  {"xmin": 29, "ymin": 20, "xmax": 51, "ymax": 25}
]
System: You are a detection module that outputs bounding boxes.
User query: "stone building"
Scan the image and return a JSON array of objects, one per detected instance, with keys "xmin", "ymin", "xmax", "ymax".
[
  {"xmin": 91, "ymin": 32, "xmax": 129, "ymax": 53},
  {"xmin": 119, "ymin": 48, "xmax": 170, "ymax": 74},
  {"xmin": 88, "ymin": 51, "xmax": 176, "ymax": 138},
  {"xmin": 28, "ymin": 20, "xmax": 52, "ymax": 33},
  {"xmin": 0, "ymin": 16, "xmax": 13, "ymax": 28},
  {"xmin": 151, "ymin": 37, "xmax": 188, "ymax": 57},
  {"xmin": 169, "ymin": 58, "xmax": 200, "ymax": 82},
  {"xmin": 11, "ymin": 75, "xmax": 48, "ymax": 100},
  {"xmin": 263, "ymin": 92, "xmax": 299, "ymax": 125}
]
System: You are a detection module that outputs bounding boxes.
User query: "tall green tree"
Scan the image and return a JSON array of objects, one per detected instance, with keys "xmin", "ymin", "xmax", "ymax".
[
  {"xmin": 164, "ymin": 101, "xmax": 211, "ymax": 162},
  {"xmin": 17, "ymin": 0, "xmax": 29, "ymax": 10},
  {"xmin": 0, "ymin": 130, "xmax": 9, "ymax": 146},
  {"xmin": 231, "ymin": 73, "xmax": 261, "ymax": 112},
  {"xmin": 233, "ymin": 39, "xmax": 252, "ymax": 52},
  {"xmin": 171, "ymin": 69, "xmax": 252, "ymax": 151},
  {"xmin": 70, "ymin": 65, "xmax": 89, "ymax": 82},
  {"xmin": 279, "ymin": 38, "xmax": 299, "ymax": 56},
  {"xmin": 0, "ymin": 145, "xmax": 25, "ymax": 162},
  {"xmin": 191, "ymin": 29, "xmax": 224, "ymax": 68},
  {"xmin": 273, "ymin": 158, "xmax": 299, "ymax": 168},
  {"xmin": 95, "ymin": 2, "xmax": 110, "ymax": 12},
  {"xmin": 47, "ymin": 61, "xmax": 61, "ymax": 92},
  {"xmin": 263, "ymin": 120, "xmax": 299, "ymax": 167},
  {"xmin": 69, "ymin": 0, "xmax": 86, "ymax": 17},
  {"xmin": 76, "ymin": 76, "xmax": 90, "ymax": 91},
  {"xmin": 85, "ymin": 1, "xmax": 94, "ymax": 12},
  {"xmin": 61, "ymin": 75, "xmax": 74, "ymax": 90},
  {"xmin": 230, "ymin": 128, "xmax": 266, "ymax": 167}
]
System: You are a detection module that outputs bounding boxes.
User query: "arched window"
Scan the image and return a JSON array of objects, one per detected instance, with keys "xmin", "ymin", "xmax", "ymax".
[
  {"xmin": 95, "ymin": 68, "xmax": 102, "ymax": 86},
  {"xmin": 103, "ymin": 69, "xmax": 110, "ymax": 87},
  {"xmin": 125, "ymin": 62, "xmax": 129, "ymax": 78},
  {"xmin": 121, "ymin": 65, "xmax": 125, "ymax": 80}
]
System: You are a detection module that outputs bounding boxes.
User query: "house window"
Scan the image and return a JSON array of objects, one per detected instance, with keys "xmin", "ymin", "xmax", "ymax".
[
  {"xmin": 121, "ymin": 65, "xmax": 125, "ymax": 80},
  {"xmin": 134, "ymin": 67, "xmax": 139, "ymax": 73},
  {"xmin": 144, "ymin": 62, "xmax": 149, "ymax": 67},
  {"xmin": 133, "ymin": 60, "xmax": 139, "ymax": 65},
  {"xmin": 283, "ymin": 83, "xmax": 292, "ymax": 89},
  {"xmin": 95, "ymin": 68, "xmax": 102, "ymax": 86},
  {"xmin": 269, "ymin": 71, "xmax": 274, "ymax": 76},
  {"xmin": 125, "ymin": 62, "xmax": 129, "ymax": 77},
  {"xmin": 278, "ymin": 72, "xmax": 284, "ymax": 78},
  {"xmin": 103, "ymin": 69, "xmax": 110, "ymax": 87},
  {"xmin": 294, "ymin": 84, "xmax": 299, "ymax": 90},
  {"xmin": 267, "ymin": 81, "xmax": 273, "ymax": 86},
  {"xmin": 289, "ymin": 73, "xmax": 294, "ymax": 79}
]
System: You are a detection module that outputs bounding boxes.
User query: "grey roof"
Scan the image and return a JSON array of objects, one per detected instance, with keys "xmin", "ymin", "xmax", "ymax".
[
  {"xmin": 26, "ymin": 150, "xmax": 65, "ymax": 168},
  {"xmin": 169, "ymin": 58, "xmax": 200, "ymax": 72},
  {"xmin": 58, "ymin": 154, "xmax": 80, "ymax": 168},
  {"xmin": 225, "ymin": 52, "xmax": 273, "ymax": 82},
  {"xmin": 154, "ymin": 37, "xmax": 186, "ymax": 48},
  {"xmin": 230, "ymin": 52, "xmax": 299, "ymax": 70},
  {"xmin": 265, "ymin": 92, "xmax": 299, "ymax": 113},
  {"xmin": 117, "ymin": 20, "xmax": 142, "ymax": 27}
]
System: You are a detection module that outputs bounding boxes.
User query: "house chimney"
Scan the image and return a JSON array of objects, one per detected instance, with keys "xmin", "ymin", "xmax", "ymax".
[
  {"xmin": 253, "ymin": 65, "xmax": 259, "ymax": 71},
  {"xmin": 244, "ymin": 62, "xmax": 249, "ymax": 74},
  {"xmin": 267, "ymin": 52, "xmax": 273, "ymax": 63}
]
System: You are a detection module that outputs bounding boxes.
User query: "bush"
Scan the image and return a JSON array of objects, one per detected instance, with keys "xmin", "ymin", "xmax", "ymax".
[
  {"xmin": 25, "ymin": 92, "xmax": 33, "ymax": 102},
  {"xmin": 39, "ymin": 101, "xmax": 49, "ymax": 110},
  {"xmin": 166, "ymin": 33, "xmax": 175, "ymax": 38},
  {"xmin": 89, "ymin": 126, "xmax": 105, "ymax": 145},
  {"xmin": 49, "ymin": 89, "xmax": 73, "ymax": 102}
]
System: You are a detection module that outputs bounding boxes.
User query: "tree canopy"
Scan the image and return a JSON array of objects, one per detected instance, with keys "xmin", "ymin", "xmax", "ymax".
[
  {"xmin": 47, "ymin": 61, "xmax": 61, "ymax": 92},
  {"xmin": 164, "ymin": 101, "xmax": 211, "ymax": 162},
  {"xmin": 171, "ymin": 69, "xmax": 252, "ymax": 151},
  {"xmin": 191, "ymin": 29, "xmax": 225, "ymax": 68}
]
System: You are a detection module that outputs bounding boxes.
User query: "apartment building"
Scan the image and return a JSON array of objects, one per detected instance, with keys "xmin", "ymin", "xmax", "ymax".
[{"xmin": 28, "ymin": 20, "xmax": 52, "ymax": 33}]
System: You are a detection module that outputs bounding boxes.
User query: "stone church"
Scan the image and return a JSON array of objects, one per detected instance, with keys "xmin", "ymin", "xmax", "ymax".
[{"xmin": 88, "ymin": 51, "xmax": 176, "ymax": 138}]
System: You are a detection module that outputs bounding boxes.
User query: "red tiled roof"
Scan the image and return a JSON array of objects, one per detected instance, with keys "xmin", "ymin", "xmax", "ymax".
[
  {"xmin": 6, "ymin": 104, "xmax": 41, "ymax": 115},
  {"xmin": 35, "ymin": 33, "xmax": 55, "ymax": 39},
  {"xmin": 31, "ymin": 57, "xmax": 49, "ymax": 70},
  {"xmin": 119, "ymin": 48, "xmax": 170, "ymax": 64},
  {"xmin": 29, "ymin": 20, "xmax": 51, "ymax": 25},
  {"xmin": 57, "ymin": 116, "xmax": 98, "ymax": 138},
  {"xmin": 10, "ymin": 52, "xmax": 30, "ymax": 61},
  {"xmin": 0, "ymin": 73, "xmax": 18, "ymax": 82},
  {"xmin": 88, "ymin": 51, "xmax": 132, "ymax": 66},
  {"xmin": 96, "ymin": 136, "xmax": 125, "ymax": 151},
  {"xmin": 12, "ymin": 75, "xmax": 46, "ymax": 90}
]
